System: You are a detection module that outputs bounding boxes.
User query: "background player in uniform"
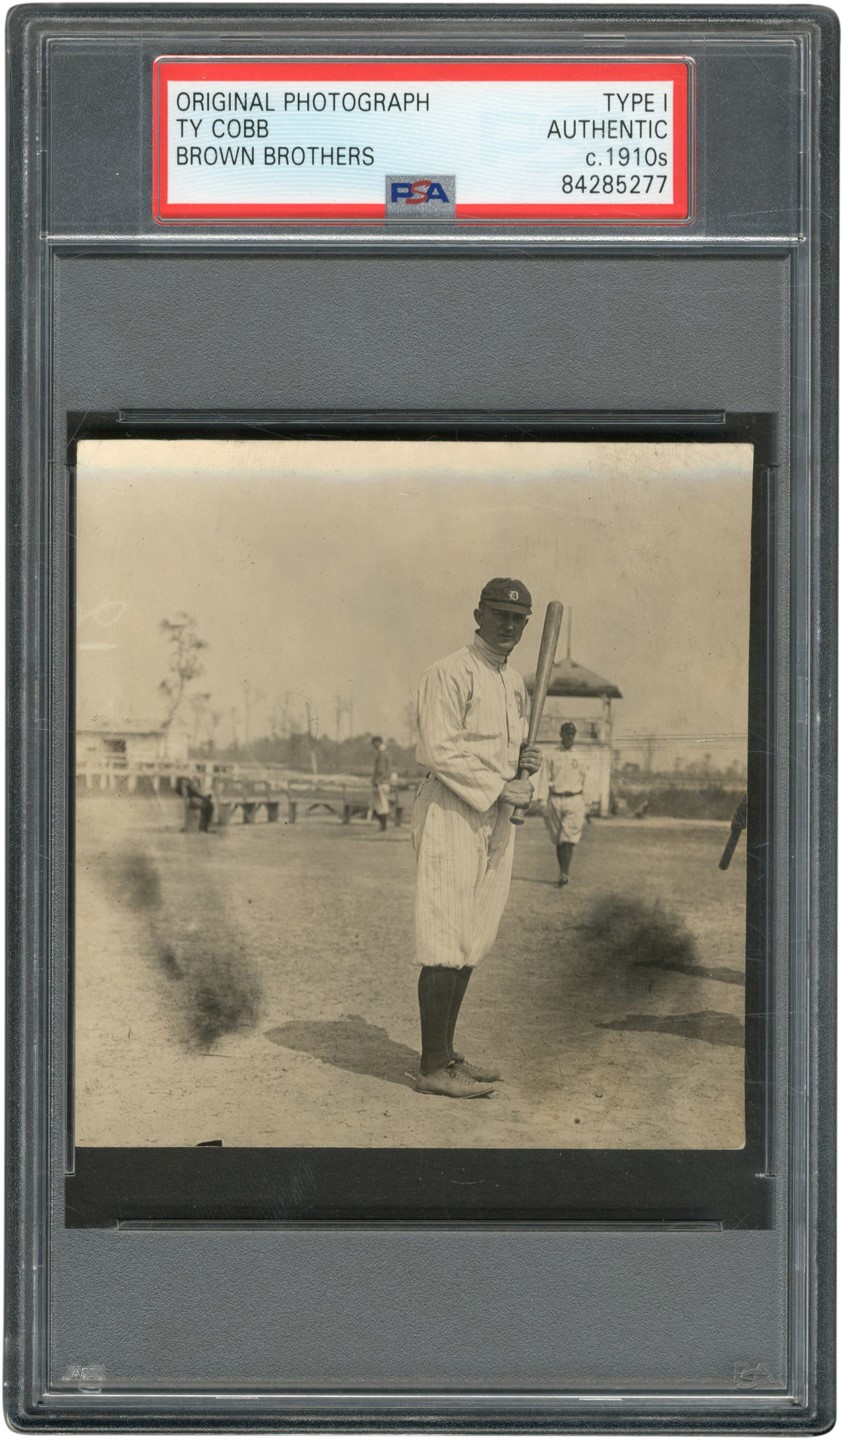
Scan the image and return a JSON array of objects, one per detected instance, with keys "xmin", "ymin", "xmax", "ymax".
[
  {"xmin": 411, "ymin": 578, "xmax": 542, "ymax": 1098},
  {"xmin": 370, "ymin": 736, "xmax": 391, "ymax": 833},
  {"xmin": 538, "ymin": 721, "xmax": 587, "ymax": 887}
]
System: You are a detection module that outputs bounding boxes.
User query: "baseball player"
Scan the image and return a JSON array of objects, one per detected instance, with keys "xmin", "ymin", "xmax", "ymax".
[
  {"xmin": 179, "ymin": 775, "xmax": 215, "ymax": 833},
  {"xmin": 538, "ymin": 721, "xmax": 587, "ymax": 887},
  {"xmin": 411, "ymin": 578, "xmax": 542, "ymax": 1098},
  {"xmin": 370, "ymin": 736, "xmax": 391, "ymax": 833}
]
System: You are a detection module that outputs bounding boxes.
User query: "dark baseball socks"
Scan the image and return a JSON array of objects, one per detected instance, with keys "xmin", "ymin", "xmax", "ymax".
[
  {"xmin": 418, "ymin": 964, "xmax": 472, "ymax": 1075},
  {"xmin": 556, "ymin": 842, "xmax": 574, "ymax": 877},
  {"xmin": 446, "ymin": 966, "xmax": 472, "ymax": 1059}
]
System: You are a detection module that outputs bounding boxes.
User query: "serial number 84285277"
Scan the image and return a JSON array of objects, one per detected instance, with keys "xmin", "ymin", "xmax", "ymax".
[{"xmin": 561, "ymin": 174, "xmax": 669, "ymax": 195}]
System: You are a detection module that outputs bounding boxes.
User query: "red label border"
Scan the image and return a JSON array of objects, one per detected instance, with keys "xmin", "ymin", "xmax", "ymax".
[{"xmin": 153, "ymin": 57, "xmax": 694, "ymax": 225}]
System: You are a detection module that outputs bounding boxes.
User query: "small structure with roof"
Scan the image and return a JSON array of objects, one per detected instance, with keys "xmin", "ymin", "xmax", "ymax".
[
  {"xmin": 76, "ymin": 715, "xmax": 190, "ymax": 791},
  {"xmin": 525, "ymin": 617, "xmax": 622, "ymax": 817}
]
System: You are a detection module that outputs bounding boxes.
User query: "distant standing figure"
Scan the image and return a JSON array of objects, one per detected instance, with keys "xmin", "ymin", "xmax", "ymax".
[
  {"xmin": 179, "ymin": 775, "xmax": 214, "ymax": 833},
  {"xmin": 540, "ymin": 722, "xmax": 587, "ymax": 887},
  {"xmin": 371, "ymin": 736, "xmax": 391, "ymax": 833}
]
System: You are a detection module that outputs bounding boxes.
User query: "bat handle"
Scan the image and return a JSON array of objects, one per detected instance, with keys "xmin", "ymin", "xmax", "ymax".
[
  {"xmin": 719, "ymin": 793, "xmax": 748, "ymax": 870},
  {"xmin": 719, "ymin": 825, "xmax": 741, "ymax": 870},
  {"xmin": 509, "ymin": 765, "xmax": 529, "ymax": 826}
]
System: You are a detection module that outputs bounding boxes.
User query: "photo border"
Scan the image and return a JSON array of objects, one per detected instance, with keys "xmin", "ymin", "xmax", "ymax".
[{"xmin": 65, "ymin": 408, "xmax": 773, "ymax": 1230}]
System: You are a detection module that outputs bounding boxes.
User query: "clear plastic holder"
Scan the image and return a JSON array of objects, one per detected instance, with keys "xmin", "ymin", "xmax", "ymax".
[{"xmin": 5, "ymin": 5, "xmax": 836, "ymax": 1430}]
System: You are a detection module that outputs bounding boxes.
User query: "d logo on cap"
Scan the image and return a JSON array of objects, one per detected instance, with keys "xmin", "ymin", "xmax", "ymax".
[{"xmin": 479, "ymin": 578, "xmax": 533, "ymax": 615}]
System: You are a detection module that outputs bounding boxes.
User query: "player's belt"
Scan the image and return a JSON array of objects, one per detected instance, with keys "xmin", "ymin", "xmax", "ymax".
[{"xmin": 552, "ymin": 790, "xmax": 583, "ymax": 797}]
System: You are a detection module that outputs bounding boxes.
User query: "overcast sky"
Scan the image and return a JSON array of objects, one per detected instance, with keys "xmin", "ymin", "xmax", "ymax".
[{"xmin": 76, "ymin": 438, "xmax": 753, "ymax": 749}]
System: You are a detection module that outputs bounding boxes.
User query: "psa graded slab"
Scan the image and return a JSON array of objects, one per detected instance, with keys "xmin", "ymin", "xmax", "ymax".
[{"xmin": 6, "ymin": 5, "xmax": 836, "ymax": 1433}]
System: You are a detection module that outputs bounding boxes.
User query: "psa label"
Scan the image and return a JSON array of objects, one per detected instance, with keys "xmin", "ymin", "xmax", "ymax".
[{"xmin": 385, "ymin": 173, "xmax": 456, "ymax": 219}]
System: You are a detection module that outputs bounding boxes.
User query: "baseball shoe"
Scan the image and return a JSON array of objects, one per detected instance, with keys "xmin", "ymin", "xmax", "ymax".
[
  {"xmin": 557, "ymin": 875, "xmax": 569, "ymax": 888},
  {"xmin": 451, "ymin": 1053, "xmax": 503, "ymax": 1083},
  {"xmin": 416, "ymin": 1063, "xmax": 495, "ymax": 1099}
]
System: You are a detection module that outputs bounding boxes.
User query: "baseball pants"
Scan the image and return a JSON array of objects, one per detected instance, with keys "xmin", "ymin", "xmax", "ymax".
[
  {"xmin": 411, "ymin": 775, "xmax": 515, "ymax": 969},
  {"xmin": 373, "ymin": 782, "xmax": 391, "ymax": 817},
  {"xmin": 544, "ymin": 792, "xmax": 586, "ymax": 845}
]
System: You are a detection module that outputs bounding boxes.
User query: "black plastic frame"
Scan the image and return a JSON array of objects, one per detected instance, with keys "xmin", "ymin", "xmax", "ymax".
[{"xmin": 6, "ymin": 4, "xmax": 837, "ymax": 1431}]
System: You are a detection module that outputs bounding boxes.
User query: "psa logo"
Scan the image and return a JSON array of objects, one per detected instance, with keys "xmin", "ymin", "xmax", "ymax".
[
  {"xmin": 385, "ymin": 174, "xmax": 456, "ymax": 219},
  {"xmin": 390, "ymin": 179, "xmax": 450, "ymax": 205}
]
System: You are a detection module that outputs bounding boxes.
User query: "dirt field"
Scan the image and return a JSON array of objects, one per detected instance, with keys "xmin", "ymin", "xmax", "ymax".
[{"xmin": 75, "ymin": 795, "xmax": 746, "ymax": 1149}]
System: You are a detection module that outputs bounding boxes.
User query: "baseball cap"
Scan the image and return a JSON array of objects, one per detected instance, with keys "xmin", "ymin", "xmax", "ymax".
[
  {"xmin": 479, "ymin": 578, "xmax": 533, "ymax": 614},
  {"xmin": 560, "ymin": 721, "xmax": 577, "ymax": 735}
]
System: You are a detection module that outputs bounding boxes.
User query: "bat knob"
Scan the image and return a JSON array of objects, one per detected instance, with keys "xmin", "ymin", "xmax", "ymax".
[{"xmin": 510, "ymin": 810, "xmax": 526, "ymax": 827}]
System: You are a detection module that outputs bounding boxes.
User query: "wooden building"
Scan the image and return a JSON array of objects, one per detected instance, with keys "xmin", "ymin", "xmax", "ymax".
[
  {"xmin": 76, "ymin": 718, "xmax": 190, "ymax": 788},
  {"xmin": 525, "ymin": 656, "xmax": 622, "ymax": 817}
]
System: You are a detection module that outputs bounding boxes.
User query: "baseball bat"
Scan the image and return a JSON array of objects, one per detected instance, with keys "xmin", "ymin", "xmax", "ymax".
[
  {"xmin": 719, "ymin": 792, "xmax": 748, "ymax": 870},
  {"xmin": 510, "ymin": 600, "xmax": 564, "ymax": 826},
  {"xmin": 718, "ymin": 825, "xmax": 742, "ymax": 871}
]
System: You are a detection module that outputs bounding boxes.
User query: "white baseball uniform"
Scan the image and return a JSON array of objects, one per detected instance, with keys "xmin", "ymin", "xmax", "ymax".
[
  {"xmin": 537, "ymin": 748, "xmax": 587, "ymax": 843},
  {"xmin": 371, "ymin": 744, "xmax": 391, "ymax": 816},
  {"xmin": 412, "ymin": 635, "xmax": 529, "ymax": 969}
]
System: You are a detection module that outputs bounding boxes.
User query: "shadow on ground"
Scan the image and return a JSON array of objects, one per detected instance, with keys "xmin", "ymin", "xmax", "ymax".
[
  {"xmin": 598, "ymin": 1010, "xmax": 744, "ymax": 1048},
  {"xmin": 266, "ymin": 1014, "xmax": 419, "ymax": 1088},
  {"xmin": 633, "ymin": 960, "xmax": 744, "ymax": 985}
]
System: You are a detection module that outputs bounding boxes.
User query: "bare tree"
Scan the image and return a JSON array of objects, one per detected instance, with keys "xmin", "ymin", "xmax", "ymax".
[{"xmin": 158, "ymin": 613, "xmax": 208, "ymax": 751}]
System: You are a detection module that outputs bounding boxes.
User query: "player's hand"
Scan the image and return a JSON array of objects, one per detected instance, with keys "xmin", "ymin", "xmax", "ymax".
[
  {"xmin": 518, "ymin": 743, "xmax": 543, "ymax": 775},
  {"xmin": 501, "ymin": 778, "xmax": 534, "ymax": 807}
]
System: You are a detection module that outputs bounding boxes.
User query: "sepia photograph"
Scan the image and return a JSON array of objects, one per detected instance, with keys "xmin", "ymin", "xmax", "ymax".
[{"xmin": 74, "ymin": 436, "xmax": 753, "ymax": 1153}]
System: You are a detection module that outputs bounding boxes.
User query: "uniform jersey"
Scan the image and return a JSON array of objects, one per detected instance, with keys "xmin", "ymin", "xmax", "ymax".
[
  {"xmin": 537, "ymin": 747, "xmax": 587, "ymax": 847},
  {"xmin": 540, "ymin": 748, "xmax": 587, "ymax": 797},
  {"xmin": 415, "ymin": 638, "xmax": 529, "ymax": 813},
  {"xmin": 413, "ymin": 635, "xmax": 530, "ymax": 969},
  {"xmin": 371, "ymin": 746, "xmax": 391, "ymax": 784}
]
